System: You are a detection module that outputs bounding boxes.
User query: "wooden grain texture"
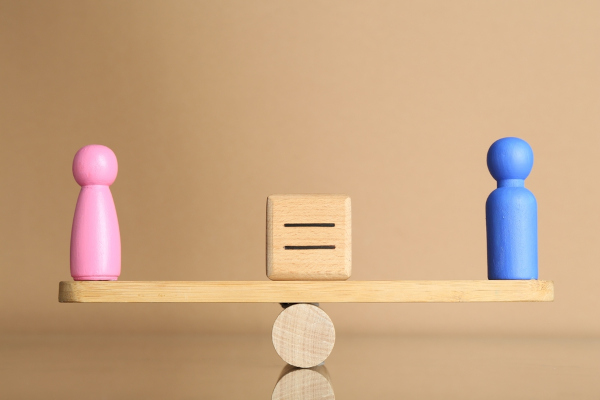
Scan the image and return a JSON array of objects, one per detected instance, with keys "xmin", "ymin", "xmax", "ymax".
[
  {"xmin": 59, "ymin": 280, "xmax": 554, "ymax": 303},
  {"xmin": 272, "ymin": 304, "xmax": 335, "ymax": 368},
  {"xmin": 267, "ymin": 194, "xmax": 351, "ymax": 280},
  {"xmin": 272, "ymin": 364, "xmax": 334, "ymax": 400}
]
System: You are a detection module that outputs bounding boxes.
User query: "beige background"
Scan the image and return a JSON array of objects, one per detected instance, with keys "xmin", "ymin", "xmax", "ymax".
[{"xmin": 1, "ymin": 0, "xmax": 598, "ymax": 336}]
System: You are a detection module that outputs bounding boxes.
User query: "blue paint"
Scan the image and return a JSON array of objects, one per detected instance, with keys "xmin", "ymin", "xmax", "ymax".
[{"xmin": 486, "ymin": 137, "xmax": 538, "ymax": 280}]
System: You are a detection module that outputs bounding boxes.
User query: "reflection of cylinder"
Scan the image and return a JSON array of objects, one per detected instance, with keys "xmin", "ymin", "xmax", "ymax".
[
  {"xmin": 272, "ymin": 364, "xmax": 334, "ymax": 400},
  {"xmin": 272, "ymin": 304, "xmax": 335, "ymax": 368}
]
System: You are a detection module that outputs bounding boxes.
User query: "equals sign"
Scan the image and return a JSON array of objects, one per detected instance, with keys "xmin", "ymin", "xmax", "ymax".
[{"xmin": 284, "ymin": 223, "xmax": 336, "ymax": 250}]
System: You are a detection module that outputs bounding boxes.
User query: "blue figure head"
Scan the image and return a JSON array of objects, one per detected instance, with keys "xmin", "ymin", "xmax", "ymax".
[{"xmin": 487, "ymin": 137, "xmax": 534, "ymax": 183}]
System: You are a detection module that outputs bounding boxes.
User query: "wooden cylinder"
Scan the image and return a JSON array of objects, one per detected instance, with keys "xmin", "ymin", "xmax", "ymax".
[
  {"xmin": 272, "ymin": 304, "xmax": 335, "ymax": 368},
  {"xmin": 272, "ymin": 364, "xmax": 334, "ymax": 400}
]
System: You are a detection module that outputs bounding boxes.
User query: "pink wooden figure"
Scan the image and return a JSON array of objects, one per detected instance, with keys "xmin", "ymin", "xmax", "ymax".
[{"xmin": 70, "ymin": 145, "xmax": 121, "ymax": 280}]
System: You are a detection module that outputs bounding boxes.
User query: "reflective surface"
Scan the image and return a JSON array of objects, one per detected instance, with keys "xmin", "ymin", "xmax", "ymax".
[{"xmin": 1, "ymin": 334, "xmax": 599, "ymax": 399}]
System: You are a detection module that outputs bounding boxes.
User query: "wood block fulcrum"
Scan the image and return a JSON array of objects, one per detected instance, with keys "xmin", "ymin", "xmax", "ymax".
[
  {"xmin": 272, "ymin": 304, "xmax": 335, "ymax": 368},
  {"xmin": 266, "ymin": 194, "xmax": 351, "ymax": 280}
]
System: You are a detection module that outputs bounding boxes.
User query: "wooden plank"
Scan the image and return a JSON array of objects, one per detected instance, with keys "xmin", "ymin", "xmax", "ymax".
[{"xmin": 59, "ymin": 280, "xmax": 554, "ymax": 303}]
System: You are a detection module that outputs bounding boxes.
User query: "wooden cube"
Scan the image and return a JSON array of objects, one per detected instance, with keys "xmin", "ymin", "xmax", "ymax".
[{"xmin": 266, "ymin": 194, "xmax": 351, "ymax": 280}]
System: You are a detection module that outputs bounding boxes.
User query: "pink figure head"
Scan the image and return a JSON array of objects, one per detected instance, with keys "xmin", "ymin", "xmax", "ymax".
[{"xmin": 73, "ymin": 145, "xmax": 118, "ymax": 186}]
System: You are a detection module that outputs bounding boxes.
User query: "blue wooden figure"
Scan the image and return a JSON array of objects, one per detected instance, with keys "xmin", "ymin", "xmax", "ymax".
[{"xmin": 486, "ymin": 137, "xmax": 538, "ymax": 280}]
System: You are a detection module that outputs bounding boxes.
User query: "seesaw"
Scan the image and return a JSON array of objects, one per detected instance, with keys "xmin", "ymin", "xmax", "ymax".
[
  {"xmin": 59, "ymin": 138, "xmax": 554, "ymax": 369},
  {"xmin": 59, "ymin": 280, "xmax": 553, "ymax": 303}
]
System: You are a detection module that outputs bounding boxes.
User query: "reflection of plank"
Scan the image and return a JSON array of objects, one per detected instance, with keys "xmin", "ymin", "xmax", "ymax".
[{"xmin": 59, "ymin": 280, "xmax": 554, "ymax": 303}]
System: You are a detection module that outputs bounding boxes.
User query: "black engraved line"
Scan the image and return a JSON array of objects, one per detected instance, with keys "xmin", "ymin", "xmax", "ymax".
[
  {"xmin": 284, "ymin": 245, "xmax": 336, "ymax": 250},
  {"xmin": 284, "ymin": 223, "xmax": 335, "ymax": 227}
]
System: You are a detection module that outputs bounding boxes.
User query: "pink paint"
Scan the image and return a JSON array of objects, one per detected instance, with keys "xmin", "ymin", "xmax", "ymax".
[{"xmin": 70, "ymin": 145, "xmax": 121, "ymax": 281}]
